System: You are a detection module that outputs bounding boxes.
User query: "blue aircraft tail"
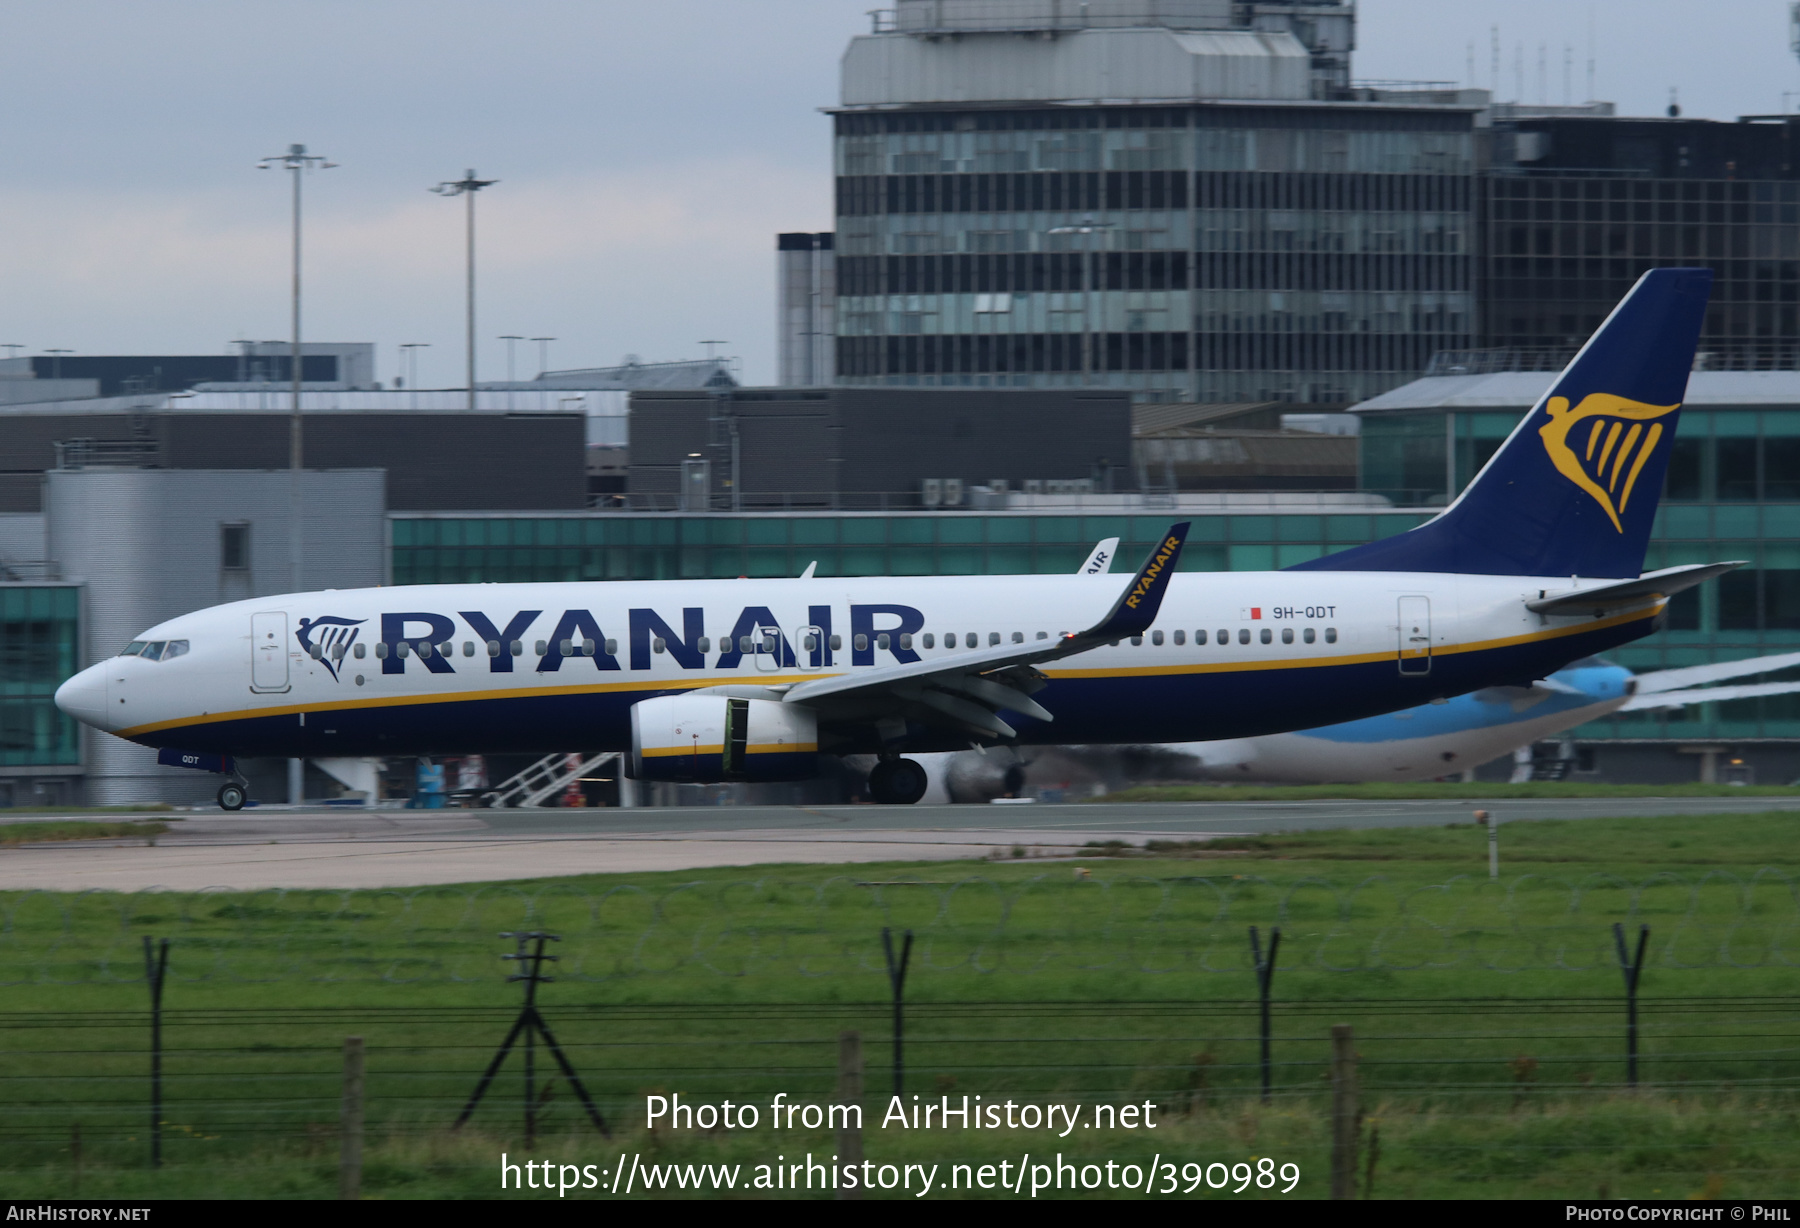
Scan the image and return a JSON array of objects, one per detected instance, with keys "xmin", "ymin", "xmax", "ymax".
[{"xmin": 1291, "ymin": 267, "xmax": 1713, "ymax": 579}]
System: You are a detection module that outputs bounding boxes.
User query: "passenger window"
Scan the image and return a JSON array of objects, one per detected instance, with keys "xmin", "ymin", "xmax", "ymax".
[
  {"xmin": 876, "ymin": 633, "xmax": 890, "ymax": 650},
  {"xmin": 988, "ymin": 632, "xmax": 1000, "ymax": 646},
  {"xmin": 463, "ymin": 641, "xmax": 474, "ymax": 657},
  {"xmin": 830, "ymin": 634, "xmax": 842, "ymax": 650},
  {"xmin": 923, "ymin": 633, "xmax": 935, "ymax": 649},
  {"xmin": 1233, "ymin": 628, "xmax": 1245, "ymax": 644},
  {"xmin": 802, "ymin": 634, "xmax": 817, "ymax": 652},
  {"xmin": 1151, "ymin": 630, "xmax": 1164, "ymax": 646},
  {"xmin": 510, "ymin": 640, "xmax": 523, "ymax": 656},
  {"xmin": 1130, "ymin": 635, "xmax": 1143, "ymax": 646},
  {"xmin": 699, "ymin": 636, "xmax": 712, "ymax": 654},
  {"xmin": 1325, "ymin": 628, "xmax": 1338, "ymax": 643},
  {"xmin": 486, "ymin": 640, "xmax": 500, "ymax": 657},
  {"xmin": 419, "ymin": 642, "xmax": 434, "ymax": 659},
  {"xmin": 306, "ymin": 642, "xmax": 322, "ymax": 660},
  {"xmin": 534, "ymin": 640, "xmax": 547, "ymax": 656},
  {"xmin": 355, "ymin": 643, "xmax": 367, "ymax": 659},
  {"xmin": 375, "ymin": 642, "xmax": 388, "ymax": 659},
  {"xmin": 899, "ymin": 633, "xmax": 913, "ymax": 650},
  {"xmin": 652, "ymin": 638, "xmax": 667, "ymax": 654},
  {"xmin": 1036, "ymin": 631, "xmax": 1047, "ymax": 640},
  {"xmin": 1195, "ymin": 630, "xmax": 1208, "ymax": 645},
  {"xmin": 1303, "ymin": 628, "xmax": 1316, "ymax": 644},
  {"xmin": 1260, "ymin": 629, "xmax": 1272, "ymax": 645},
  {"xmin": 605, "ymin": 638, "xmax": 618, "ymax": 656},
  {"xmin": 966, "ymin": 632, "xmax": 976, "ymax": 647},
  {"xmin": 1281, "ymin": 628, "xmax": 1294, "ymax": 644},
  {"xmin": 739, "ymin": 636, "xmax": 753, "ymax": 652},
  {"xmin": 1011, "ymin": 631, "xmax": 1023, "ymax": 644},
  {"xmin": 582, "ymin": 638, "xmax": 598, "ymax": 656},
  {"xmin": 855, "ymin": 634, "xmax": 869, "ymax": 651},
  {"xmin": 398, "ymin": 642, "xmax": 412, "ymax": 659},
  {"xmin": 1173, "ymin": 630, "xmax": 1185, "ymax": 645}
]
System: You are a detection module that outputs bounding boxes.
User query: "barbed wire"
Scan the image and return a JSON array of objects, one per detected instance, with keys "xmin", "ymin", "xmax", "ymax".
[{"xmin": 0, "ymin": 868, "xmax": 1796, "ymax": 985}]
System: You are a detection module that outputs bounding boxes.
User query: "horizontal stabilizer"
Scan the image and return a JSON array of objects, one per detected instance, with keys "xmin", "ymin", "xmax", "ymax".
[{"xmin": 1525, "ymin": 562, "xmax": 1742, "ymax": 617}]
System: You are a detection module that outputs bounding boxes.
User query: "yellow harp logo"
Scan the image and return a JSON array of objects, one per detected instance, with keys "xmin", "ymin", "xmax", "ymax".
[{"xmin": 1538, "ymin": 393, "xmax": 1680, "ymax": 532}]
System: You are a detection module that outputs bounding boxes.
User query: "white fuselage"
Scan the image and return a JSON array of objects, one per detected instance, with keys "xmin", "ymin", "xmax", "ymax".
[{"xmin": 55, "ymin": 570, "xmax": 1664, "ymax": 761}]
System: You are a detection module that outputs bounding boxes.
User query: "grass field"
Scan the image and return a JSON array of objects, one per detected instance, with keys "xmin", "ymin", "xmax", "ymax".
[
  {"xmin": 0, "ymin": 809, "xmax": 1796, "ymax": 1199},
  {"xmin": 0, "ymin": 819, "xmax": 172, "ymax": 846}
]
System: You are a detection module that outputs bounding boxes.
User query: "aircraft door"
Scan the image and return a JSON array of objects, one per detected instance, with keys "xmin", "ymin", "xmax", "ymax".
[
  {"xmin": 251, "ymin": 611, "xmax": 291, "ymax": 692},
  {"xmin": 1397, "ymin": 596, "xmax": 1431, "ymax": 675}
]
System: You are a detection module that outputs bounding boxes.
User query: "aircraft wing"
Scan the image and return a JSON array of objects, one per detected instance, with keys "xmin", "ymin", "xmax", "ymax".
[
  {"xmin": 1076, "ymin": 537, "xmax": 1121, "ymax": 575},
  {"xmin": 1633, "ymin": 650, "xmax": 1800, "ymax": 695},
  {"xmin": 1620, "ymin": 679, "xmax": 1800, "ymax": 712},
  {"xmin": 1525, "ymin": 562, "xmax": 1744, "ymax": 617},
  {"xmin": 782, "ymin": 524, "xmax": 1189, "ymax": 740}
]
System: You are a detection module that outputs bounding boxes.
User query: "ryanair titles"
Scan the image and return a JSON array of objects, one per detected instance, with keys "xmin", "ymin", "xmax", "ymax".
[{"xmin": 338, "ymin": 604, "xmax": 929, "ymax": 677}]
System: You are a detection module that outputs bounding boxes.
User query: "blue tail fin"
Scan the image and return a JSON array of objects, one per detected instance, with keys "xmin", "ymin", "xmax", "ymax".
[{"xmin": 1292, "ymin": 267, "xmax": 1713, "ymax": 579}]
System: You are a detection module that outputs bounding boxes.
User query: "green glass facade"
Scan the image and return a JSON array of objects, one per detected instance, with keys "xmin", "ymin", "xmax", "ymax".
[
  {"xmin": 0, "ymin": 585, "xmax": 81, "ymax": 768},
  {"xmin": 390, "ymin": 509, "xmax": 1435, "ymax": 586}
]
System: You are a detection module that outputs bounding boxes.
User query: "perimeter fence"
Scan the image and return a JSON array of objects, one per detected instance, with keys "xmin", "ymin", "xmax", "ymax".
[{"xmin": 2, "ymin": 868, "xmax": 1799, "ymax": 985}]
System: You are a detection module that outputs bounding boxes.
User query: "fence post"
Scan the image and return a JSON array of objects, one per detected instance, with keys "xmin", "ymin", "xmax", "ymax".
[
  {"xmin": 1477, "ymin": 809, "xmax": 1497, "ymax": 880},
  {"xmin": 835, "ymin": 1031, "xmax": 864, "ymax": 1201},
  {"xmin": 1329, "ymin": 1024, "xmax": 1358, "ymax": 1200},
  {"xmin": 1612, "ymin": 922, "xmax": 1649, "ymax": 1088},
  {"xmin": 142, "ymin": 936, "xmax": 168, "ymax": 1169},
  {"xmin": 881, "ymin": 927, "xmax": 914, "ymax": 1096},
  {"xmin": 340, "ymin": 1036, "xmax": 365, "ymax": 1200},
  {"xmin": 1249, "ymin": 925, "xmax": 1281, "ymax": 1104}
]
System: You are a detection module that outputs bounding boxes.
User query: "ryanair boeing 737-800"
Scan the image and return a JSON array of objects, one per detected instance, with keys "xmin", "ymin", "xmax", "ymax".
[{"xmin": 56, "ymin": 269, "xmax": 1731, "ymax": 808}]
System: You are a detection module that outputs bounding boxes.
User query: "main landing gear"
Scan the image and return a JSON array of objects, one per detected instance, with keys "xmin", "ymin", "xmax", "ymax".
[
  {"xmin": 217, "ymin": 781, "xmax": 247, "ymax": 811},
  {"xmin": 867, "ymin": 758, "xmax": 927, "ymax": 805}
]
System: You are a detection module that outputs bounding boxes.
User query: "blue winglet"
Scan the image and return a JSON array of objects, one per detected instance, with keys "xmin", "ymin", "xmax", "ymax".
[
  {"xmin": 1291, "ymin": 267, "xmax": 1713, "ymax": 579},
  {"xmin": 1089, "ymin": 522, "xmax": 1189, "ymax": 640}
]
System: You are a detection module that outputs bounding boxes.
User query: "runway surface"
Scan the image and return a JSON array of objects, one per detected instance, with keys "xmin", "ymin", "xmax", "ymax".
[{"xmin": 1, "ymin": 794, "xmax": 1792, "ymax": 891}]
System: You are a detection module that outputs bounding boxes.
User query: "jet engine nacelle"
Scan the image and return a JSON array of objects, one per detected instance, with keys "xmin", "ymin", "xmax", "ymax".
[{"xmin": 629, "ymin": 693, "xmax": 818, "ymax": 783}]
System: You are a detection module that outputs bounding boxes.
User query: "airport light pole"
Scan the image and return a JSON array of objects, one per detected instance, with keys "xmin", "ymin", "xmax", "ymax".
[
  {"xmin": 499, "ymin": 335, "xmax": 523, "ymax": 410},
  {"xmin": 1047, "ymin": 218, "xmax": 1117, "ymax": 386},
  {"xmin": 260, "ymin": 143, "xmax": 335, "ymax": 812},
  {"xmin": 531, "ymin": 337, "xmax": 555, "ymax": 379},
  {"xmin": 400, "ymin": 342, "xmax": 430, "ymax": 409},
  {"xmin": 432, "ymin": 170, "xmax": 499, "ymax": 412},
  {"xmin": 258, "ymin": 143, "xmax": 337, "ymax": 595}
]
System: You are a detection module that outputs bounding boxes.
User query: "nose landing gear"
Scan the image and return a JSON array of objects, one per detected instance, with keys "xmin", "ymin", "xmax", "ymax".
[{"xmin": 866, "ymin": 758, "xmax": 927, "ymax": 805}]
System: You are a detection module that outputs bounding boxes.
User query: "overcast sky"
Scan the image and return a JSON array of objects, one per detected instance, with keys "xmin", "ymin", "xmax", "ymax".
[{"xmin": 0, "ymin": 1, "xmax": 1794, "ymax": 387}]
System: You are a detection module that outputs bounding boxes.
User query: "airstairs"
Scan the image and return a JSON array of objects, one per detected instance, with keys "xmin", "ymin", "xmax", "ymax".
[{"xmin": 483, "ymin": 751, "xmax": 621, "ymax": 808}]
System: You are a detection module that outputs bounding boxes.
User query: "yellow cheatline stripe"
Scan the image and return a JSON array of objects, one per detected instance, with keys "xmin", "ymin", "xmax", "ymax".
[
  {"xmin": 642, "ymin": 744, "xmax": 723, "ymax": 757},
  {"xmin": 117, "ymin": 603, "xmax": 1663, "ymax": 739}
]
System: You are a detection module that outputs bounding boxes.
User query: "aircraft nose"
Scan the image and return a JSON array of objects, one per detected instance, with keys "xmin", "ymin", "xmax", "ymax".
[{"xmin": 55, "ymin": 664, "xmax": 112, "ymax": 731}]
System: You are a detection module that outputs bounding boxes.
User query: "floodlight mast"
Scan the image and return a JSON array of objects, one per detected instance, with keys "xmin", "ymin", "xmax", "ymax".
[
  {"xmin": 258, "ymin": 142, "xmax": 335, "ymax": 811},
  {"xmin": 256, "ymin": 142, "xmax": 337, "ymax": 594},
  {"xmin": 432, "ymin": 170, "xmax": 499, "ymax": 412}
]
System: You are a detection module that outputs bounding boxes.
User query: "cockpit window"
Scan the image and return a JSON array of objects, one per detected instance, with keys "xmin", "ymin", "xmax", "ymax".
[{"xmin": 120, "ymin": 639, "xmax": 189, "ymax": 661}]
